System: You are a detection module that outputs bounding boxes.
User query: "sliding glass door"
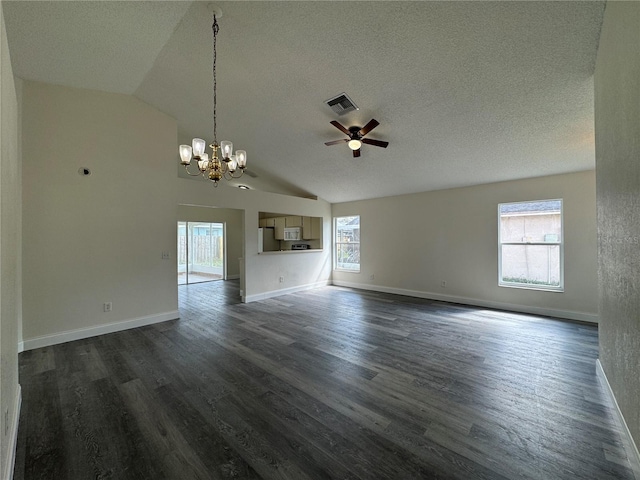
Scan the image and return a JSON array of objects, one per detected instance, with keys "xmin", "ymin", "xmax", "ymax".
[{"xmin": 177, "ymin": 221, "xmax": 225, "ymax": 285}]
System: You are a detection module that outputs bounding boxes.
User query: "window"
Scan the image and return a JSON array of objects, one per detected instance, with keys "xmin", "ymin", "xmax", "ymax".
[
  {"xmin": 334, "ymin": 215, "xmax": 360, "ymax": 272},
  {"xmin": 498, "ymin": 200, "xmax": 563, "ymax": 291}
]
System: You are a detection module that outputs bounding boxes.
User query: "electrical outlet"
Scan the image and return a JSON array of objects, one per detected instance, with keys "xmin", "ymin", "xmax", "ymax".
[
  {"xmin": 162, "ymin": 251, "xmax": 171, "ymax": 260},
  {"xmin": 279, "ymin": 276, "xmax": 284, "ymax": 283},
  {"xmin": 370, "ymin": 274, "xmax": 375, "ymax": 280},
  {"xmin": 441, "ymin": 280, "xmax": 447, "ymax": 287},
  {"xmin": 103, "ymin": 302, "xmax": 112, "ymax": 312}
]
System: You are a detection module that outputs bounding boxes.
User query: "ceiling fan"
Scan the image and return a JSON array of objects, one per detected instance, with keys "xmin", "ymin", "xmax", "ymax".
[{"xmin": 324, "ymin": 119, "xmax": 389, "ymax": 158}]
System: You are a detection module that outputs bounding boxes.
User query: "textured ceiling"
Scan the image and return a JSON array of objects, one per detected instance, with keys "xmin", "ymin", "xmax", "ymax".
[
  {"xmin": 3, "ymin": 1, "xmax": 191, "ymax": 94},
  {"xmin": 3, "ymin": 1, "xmax": 606, "ymax": 203}
]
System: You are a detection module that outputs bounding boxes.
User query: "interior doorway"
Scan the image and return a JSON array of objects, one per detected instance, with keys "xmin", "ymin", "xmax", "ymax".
[{"xmin": 178, "ymin": 221, "xmax": 225, "ymax": 285}]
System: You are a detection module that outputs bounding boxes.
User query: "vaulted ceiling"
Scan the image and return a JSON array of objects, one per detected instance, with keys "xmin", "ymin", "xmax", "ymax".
[{"xmin": 3, "ymin": 1, "xmax": 606, "ymax": 203}]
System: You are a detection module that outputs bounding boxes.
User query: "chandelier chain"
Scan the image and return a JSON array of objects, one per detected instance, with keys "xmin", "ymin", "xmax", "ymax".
[{"xmin": 212, "ymin": 15, "xmax": 219, "ymax": 145}]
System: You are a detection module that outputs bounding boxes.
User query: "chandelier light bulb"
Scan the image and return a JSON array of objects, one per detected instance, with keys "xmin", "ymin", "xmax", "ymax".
[
  {"xmin": 228, "ymin": 155, "xmax": 237, "ymax": 173},
  {"xmin": 220, "ymin": 141, "xmax": 233, "ymax": 159},
  {"xmin": 236, "ymin": 150, "xmax": 247, "ymax": 168},
  {"xmin": 198, "ymin": 153, "xmax": 209, "ymax": 171},
  {"xmin": 192, "ymin": 138, "xmax": 206, "ymax": 157},
  {"xmin": 179, "ymin": 144, "xmax": 192, "ymax": 165}
]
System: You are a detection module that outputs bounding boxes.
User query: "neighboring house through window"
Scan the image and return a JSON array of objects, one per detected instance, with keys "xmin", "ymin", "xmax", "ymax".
[
  {"xmin": 498, "ymin": 200, "xmax": 563, "ymax": 291},
  {"xmin": 334, "ymin": 215, "xmax": 360, "ymax": 272}
]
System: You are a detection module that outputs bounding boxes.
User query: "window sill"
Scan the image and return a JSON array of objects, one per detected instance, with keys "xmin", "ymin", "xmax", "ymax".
[{"xmin": 499, "ymin": 282, "xmax": 564, "ymax": 293}]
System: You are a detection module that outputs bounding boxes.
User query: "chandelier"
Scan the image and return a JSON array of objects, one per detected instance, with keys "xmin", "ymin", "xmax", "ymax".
[{"xmin": 179, "ymin": 9, "xmax": 247, "ymax": 186}]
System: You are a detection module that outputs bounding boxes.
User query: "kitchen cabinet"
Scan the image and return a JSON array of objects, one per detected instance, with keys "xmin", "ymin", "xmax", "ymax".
[
  {"xmin": 302, "ymin": 216, "xmax": 321, "ymax": 240},
  {"xmin": 302, "ymin": 216, "xmax": 311, "ymax": 238},
  {"xmin": 274, "ymin": 217, "xmax": 286, "ymax": 239},
  {"xmin": 285, "ymin": 216, "xmax": 302, "ymax": 227},
  {"xmin": 259, "ymin": 218, "xmax": 276, "ymax": 228}
]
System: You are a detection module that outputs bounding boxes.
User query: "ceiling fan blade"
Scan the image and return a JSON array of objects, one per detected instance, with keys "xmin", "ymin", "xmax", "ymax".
[
  {"xmin": 330, "ymin": 120, "xmax": 350, "ymax": 135},
  {"xmin": 353, "ymin": 149, "xmax": 361, "ymax": 158},
  {"xmin": 362, "ymin": 138, "xmax": 389, "ymax": 148},
  {"xmin": 359, "ymin": 119, "xmax": 379, "ymax": 136},
  {"xmin": 324, "ymin": 139, "xmax": 349, "ymax": 146}
]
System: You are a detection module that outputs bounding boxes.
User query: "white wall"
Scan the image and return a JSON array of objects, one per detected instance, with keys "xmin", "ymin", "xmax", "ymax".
[
  {"xmin": 177, "ymin": 205, "xmax": 243, "ymax": 278},
  {"xmin": 21, "ymin": 81, "xmax": 178, "ymax": 349},
  {"xmin": 176, "ymin": 179, "xmax": 332, "ymax": 302},
  {"xmin": 0, "ymin": 3, "xmax": 22, "ymax": 477},
  {"xmin": 332, "ymin": 171, "xmax": 598, "ymax": 322},
  {"xmin": 595, "ymin": 0, "xmax": 640, "ymax": 463}
]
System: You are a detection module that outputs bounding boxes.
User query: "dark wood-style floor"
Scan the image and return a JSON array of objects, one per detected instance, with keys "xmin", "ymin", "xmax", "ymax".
[{"xmin": 14, "ymin": 281, "xmax": 636, "ymax": 479}]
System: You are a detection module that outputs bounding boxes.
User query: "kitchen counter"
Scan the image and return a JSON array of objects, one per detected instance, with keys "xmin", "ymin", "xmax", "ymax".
[{"xmin": 258, "ymin": 249, "xmax": 323, "ymax": 255}]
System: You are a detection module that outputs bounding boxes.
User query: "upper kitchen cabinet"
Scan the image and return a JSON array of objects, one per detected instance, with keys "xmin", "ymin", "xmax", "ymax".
[
  {"xmin": 285, "ymin": 216, "xmax": 303, "ymax": 227},
  {"xmin": 302, "ymin": 216, "xmax": 321, "ymax": 240},
  {"xmin": 274, "ymin": 217, "xmax": 286, "ymax": 240},
  {"xmin": 259, "ymin": 217, "xmax": 276, "ymax": 228}
]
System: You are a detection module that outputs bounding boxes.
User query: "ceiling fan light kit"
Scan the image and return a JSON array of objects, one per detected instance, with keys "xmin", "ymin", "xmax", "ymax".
[
  {"xmin": 348, "ymin": 139, "xmax": 362, "ymax": 150},
  {"xmin": 325, "ymin": 119, "xmax": 389, "ymax": 157},
  {"xmin": 179, "ymin": 6, "xmax": 247, "ymax": 187}
]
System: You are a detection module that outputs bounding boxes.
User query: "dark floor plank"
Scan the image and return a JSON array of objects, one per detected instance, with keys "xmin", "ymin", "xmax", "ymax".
[
  {"xmin": 21, "ymin": 370, "xmax": 66, "ymax": 479},
  {"xmin": 185, "ymin": 384, "xmax": 317, "ymax": 480},
  {"xmin": 155, "ymin": 383, "xmax": 261, "ymax": 479},
  {"xmin": 117, "ymin": 378, "xmax": 211, "ymax": 479}
]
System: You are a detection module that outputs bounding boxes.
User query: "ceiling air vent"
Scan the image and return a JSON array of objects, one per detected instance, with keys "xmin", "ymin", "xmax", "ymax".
[{"xmin": 325, "ymin": 92, "xmax": 358, "ymax": 116}]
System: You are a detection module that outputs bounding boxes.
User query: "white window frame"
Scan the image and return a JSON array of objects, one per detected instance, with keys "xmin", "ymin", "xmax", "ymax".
[
  {"xmin": 498, "ymin": 199, "xmax": 564, "ymax": 292},
  {"xmin": 334, "ymin": 215, "xmax": 360, "ymax": 273}
]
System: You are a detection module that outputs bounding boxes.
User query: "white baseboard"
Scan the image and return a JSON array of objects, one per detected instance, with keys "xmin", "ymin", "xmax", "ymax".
[
  {"xmin": 245, "ymin": 281, "xmax": 330, "ymax": 303},
  {"xmin": 596, "ymin": 359, "xmax": 640, "ymax": 478},
  {"xmin": 331, "ymin": 280, "xmax": 598, "ymax": 323},
  {"xmin": 21, "ymin": 310, "xmax": 179, "ymax": 351},
  {"xmin": 3, "ymin": 384, "xmax": 21, "ymax": 480}
]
